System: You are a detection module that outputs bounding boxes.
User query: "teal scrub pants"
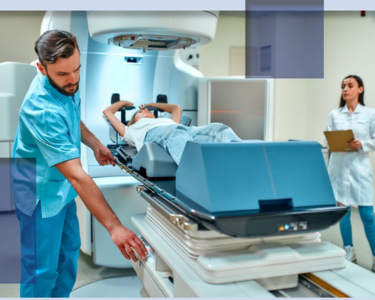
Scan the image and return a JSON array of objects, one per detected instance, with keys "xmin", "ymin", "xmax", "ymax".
[
  {"xmin": 340, "ymin": 205, "xmax": 375, "ymax": 256},
  {"xmin": 15, "ymin": 200, "xmax": 81, "ymax": 297}
]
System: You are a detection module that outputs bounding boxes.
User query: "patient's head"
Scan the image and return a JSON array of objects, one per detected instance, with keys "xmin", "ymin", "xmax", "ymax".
[{"xmin": 128, "ymin": 108, "xmax": 155, "ymax": 126}]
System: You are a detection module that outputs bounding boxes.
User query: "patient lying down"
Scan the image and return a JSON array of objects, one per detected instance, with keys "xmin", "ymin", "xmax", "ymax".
[{"xmin": 103, "ymin": 101, "xmax": 241, "ymax": 165}]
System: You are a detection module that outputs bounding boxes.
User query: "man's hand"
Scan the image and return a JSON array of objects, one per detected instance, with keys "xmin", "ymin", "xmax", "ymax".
[
  {"xmin": 94, "ymin": 143, "xmax": 116, "ymax": 166},
  {"xmin": 110, "ymin": 225, "xmax": 148, "ymax": 262}
]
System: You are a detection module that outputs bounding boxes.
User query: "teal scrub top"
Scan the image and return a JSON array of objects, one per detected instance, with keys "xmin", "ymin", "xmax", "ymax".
[{"xmin": 13, "ymin": 73, "xmax": 81, "ymax": 218}]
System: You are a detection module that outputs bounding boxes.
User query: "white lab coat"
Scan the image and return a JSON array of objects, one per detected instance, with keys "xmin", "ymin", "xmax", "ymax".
[{"xmin": 326, "ymin": 104, "xmax": 375, "ymax": 206}]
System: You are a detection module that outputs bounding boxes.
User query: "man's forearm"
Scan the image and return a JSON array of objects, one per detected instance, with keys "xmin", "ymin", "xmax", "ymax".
[
  {"xmin": 55, "ymin": 158, "xmax": 121, "ymax": 232},
  {"xmin": 72, "ymin": 170, "xmax": 121, "ymax": 232},
  {"xmin": 81, "ymin": 121, "xmax": 101, "ymax": 150}
]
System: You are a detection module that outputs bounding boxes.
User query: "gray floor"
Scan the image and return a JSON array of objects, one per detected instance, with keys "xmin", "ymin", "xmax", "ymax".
[
  {"xmin": 0, "ymin": 207, "xmax": 374, "ymax": 298},
  {"xmin": 71, "ymin": 276, "xmax": 143, "ymax": 298},
  {"xmin": 0, "ymin": 251, "xmax": 137, "ymax": 298}
]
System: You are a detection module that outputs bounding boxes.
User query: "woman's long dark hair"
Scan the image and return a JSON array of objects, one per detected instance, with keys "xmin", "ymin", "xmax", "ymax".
[{"xmin": 339, "ymin": 75, "xmax": 365, "ymax": 108}]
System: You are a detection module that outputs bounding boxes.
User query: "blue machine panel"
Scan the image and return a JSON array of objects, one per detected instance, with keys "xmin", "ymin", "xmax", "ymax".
[{"xmin": 176, "ymin": 141, "xmax": 335, "ymax": 213}]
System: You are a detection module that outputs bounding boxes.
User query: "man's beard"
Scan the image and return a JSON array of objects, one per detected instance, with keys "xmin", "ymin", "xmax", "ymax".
[{"xmin": 47, "ymin": 73, "xmax": 79, "ymax": 97}]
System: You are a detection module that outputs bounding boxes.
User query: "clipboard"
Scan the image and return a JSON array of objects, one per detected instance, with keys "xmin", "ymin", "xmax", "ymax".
[{"xmin": 324, "ymin": 130, "xmax": 357, "ymax": 152}]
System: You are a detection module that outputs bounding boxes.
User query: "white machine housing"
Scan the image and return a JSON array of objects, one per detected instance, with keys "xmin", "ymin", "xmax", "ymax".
[
  {"xmin": 0, "ymin": 62, "xmax": 36, "ymax": 213},
  {"xmin": 0, "ymin": 62, "xmax": 36, "ymax": 154},
  {"xmin": 87, "ymin": 11, "xmax": 218, "ymax": 51}
]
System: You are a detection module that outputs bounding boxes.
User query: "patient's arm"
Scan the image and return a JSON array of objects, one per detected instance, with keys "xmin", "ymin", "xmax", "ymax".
[
  {"xmin": 141, "ymin": 102, "xmax": 181, "ymax": 123},
  {"xmin": 103, "ymin": 100, "xmax": 133, "ymax": 137}
]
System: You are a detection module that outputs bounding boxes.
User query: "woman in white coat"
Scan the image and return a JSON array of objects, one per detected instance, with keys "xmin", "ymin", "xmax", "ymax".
[{"xmin": 326, "ymin": 75, "xmax": 375, "ymax": 272}]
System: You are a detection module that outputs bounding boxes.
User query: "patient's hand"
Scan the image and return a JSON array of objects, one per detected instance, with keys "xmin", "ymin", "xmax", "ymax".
[
  {"xmin": 95, "ymin": 143, "xmax": 116, "ymax": 166},
  {"xmin": 139, "ymin": 103, "xmax": 150, "ymax": 110},
  {"xmin": 120, "ymin": 100, "xmax": 133, "ymax": 107}
]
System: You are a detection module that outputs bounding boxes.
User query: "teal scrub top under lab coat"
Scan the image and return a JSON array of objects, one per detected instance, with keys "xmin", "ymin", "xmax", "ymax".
[{"xmin": 13, "ymin": 73, "xmax": 81, "ymax": 218}]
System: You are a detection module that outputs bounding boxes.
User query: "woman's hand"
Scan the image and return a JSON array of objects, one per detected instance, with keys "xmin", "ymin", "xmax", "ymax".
[
  {"xmin": 139, "ymin": 103, "xmax": 152, "ymax": 110},
  {"xmin": 103, "ymin": 100, "xmax": 134, "ymax": 116},
  {"xmin": 347, "ymin": 139, "xmax": 362, "ymax": 150},
  {"xmin": 138, "ymin": 102, "xmax": 180, "ymax": 123},
  {"xmin": 119, "ymin": 100, "xmax": 134, "ymax": 107}
]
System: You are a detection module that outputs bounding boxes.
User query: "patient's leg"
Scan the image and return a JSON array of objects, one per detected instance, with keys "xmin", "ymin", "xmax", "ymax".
[
  {"xmin": 144, "ymin": 125, "xmax": 193, "ymax": 165},
  {"xmin": 189, "ymin": 123, "xmax": 241, "ymax": 142}
]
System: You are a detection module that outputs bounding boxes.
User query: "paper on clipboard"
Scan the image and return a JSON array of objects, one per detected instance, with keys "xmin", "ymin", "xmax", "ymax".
[{"xmin": 324, "ymin": 130, "xmax": 357, "ymax": 152}]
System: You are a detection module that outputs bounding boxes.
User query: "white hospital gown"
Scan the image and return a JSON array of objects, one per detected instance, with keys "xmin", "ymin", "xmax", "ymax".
[{"xmin": 326, "ymin": 104, "xmax": 375, "ymax": 206}]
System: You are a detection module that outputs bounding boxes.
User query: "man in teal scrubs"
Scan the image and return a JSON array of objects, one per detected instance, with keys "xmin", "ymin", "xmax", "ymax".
[{"xmin": 12, "ymin": 30, "xmax": 148, "ymax": 297}]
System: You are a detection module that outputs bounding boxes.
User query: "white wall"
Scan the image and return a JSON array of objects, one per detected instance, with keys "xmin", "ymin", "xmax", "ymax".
[
  {"xmin": 271, "ymin": 11, "xmax": 375, "ymax": 142},
  {"xmin": 200, "ymin": 11, "xmax": 375, "ymax": 145},
  {"xmin": 273, "ymin": 79, "xmax": 309, "ymax": 141},
  {"xmin": 305, "ymin": 11, "xmax": 375, "ymax": 143},
  {"xmin": 0, "ymin": 12, "xmax": 45, "ymax": 64},
  {"xmin": 199, "ymin": 11, "xmax": 246, "ymax": 76},
  {"xmin": 198, "ymin": 11, "xmax": 312, "ymax": 141}
]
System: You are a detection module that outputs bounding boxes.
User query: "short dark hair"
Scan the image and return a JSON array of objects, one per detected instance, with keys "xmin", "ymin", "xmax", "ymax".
[
  {"xmin": 35, "ymin": 30, "xmax": 79, "ymax": 67},
  {"xmin": 339, "ymin": 75, "xmax": 365, "ymax": 107}
]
